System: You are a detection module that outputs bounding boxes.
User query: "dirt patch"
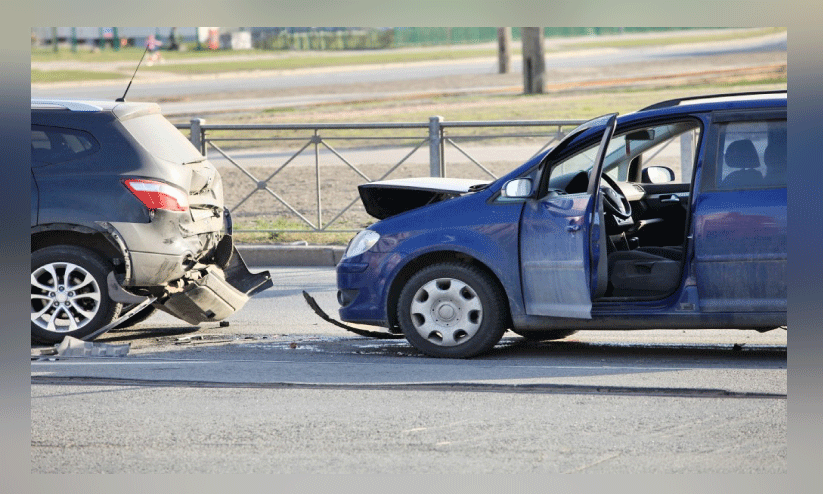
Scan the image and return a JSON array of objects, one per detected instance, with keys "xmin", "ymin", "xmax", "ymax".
[{"xmin": 219, "ymin": 160, "xmax": 515, "ymax": 232}]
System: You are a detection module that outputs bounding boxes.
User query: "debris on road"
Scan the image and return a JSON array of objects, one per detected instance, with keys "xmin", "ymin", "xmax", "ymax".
[
  {"xmin": 302, "ymin": 291, "xmax": 404, "ymax": 339},
  {"xmin": 31, "ymin": 336, "xmax": 131, "ymax": 359},
  {"xmin": 175, "ymin": 334, "xmax": 234, "ymax": 345}
]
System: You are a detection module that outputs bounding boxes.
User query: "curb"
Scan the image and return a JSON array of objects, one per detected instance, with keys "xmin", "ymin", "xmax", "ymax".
[{"xmin": 236, "ymin": 244, "xmax": 344, "ymax": 267}]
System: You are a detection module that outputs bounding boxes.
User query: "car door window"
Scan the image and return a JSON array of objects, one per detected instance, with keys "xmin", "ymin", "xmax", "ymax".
[
  {"xmin": 548, "ymin": 120, "xmax": 701, "ymax": 187},
  {"xmin": 31, "ymin": 126, "xmax": 99, "ymax": 164},
  {"xmin": 633, "ymin": 125, "xmax": 701, "ymax": 184},
  {"xmin": 713, "ymin": 120, "xmax": 786, "ymax": 189}
]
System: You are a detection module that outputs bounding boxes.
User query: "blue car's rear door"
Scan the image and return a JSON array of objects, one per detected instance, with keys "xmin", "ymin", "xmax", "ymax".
[{"xmin": 693, "ymin": 112, "xmax": 786, "ymax": 313}]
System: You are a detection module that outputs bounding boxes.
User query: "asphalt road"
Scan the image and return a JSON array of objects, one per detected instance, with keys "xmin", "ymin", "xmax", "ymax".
[{"xmin": 31, "ymin": 267, "xmax": 787, "ymax": 473}]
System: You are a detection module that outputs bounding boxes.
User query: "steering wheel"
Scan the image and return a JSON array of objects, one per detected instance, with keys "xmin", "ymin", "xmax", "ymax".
[{"xmin": 600, "ymin": 173, "xmax": 632, "ymax": 221}]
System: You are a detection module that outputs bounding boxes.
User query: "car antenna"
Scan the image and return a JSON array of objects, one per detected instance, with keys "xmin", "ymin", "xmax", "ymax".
[{"xmin": 116, "ymin": 44, "xmax": 150, "ymax": 102}]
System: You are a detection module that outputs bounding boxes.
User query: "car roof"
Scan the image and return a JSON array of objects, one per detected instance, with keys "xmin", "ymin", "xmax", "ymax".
[
  {"xmin": 31, "ymin": 99, "xmax": 161, "ymax": 120},
  {"xmin": 606, "ymin": 90, "xmax": 785, "ymax": 127},
  {"xmin": 638, "ymin": 90, "xmax": 786, "ymax": 112}
]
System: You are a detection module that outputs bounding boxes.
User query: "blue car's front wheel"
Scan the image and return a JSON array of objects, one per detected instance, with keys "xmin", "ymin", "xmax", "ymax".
[{"xmin": 397, "ymin": 262, "xmax": 507, "ymax": 358}]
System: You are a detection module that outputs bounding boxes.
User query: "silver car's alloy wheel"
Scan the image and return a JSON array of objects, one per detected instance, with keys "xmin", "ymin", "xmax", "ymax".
[
  {"xmin": 409, "ymin": 277, "xmax": 483, "ymax": 346},
  {"xmin": 31, "ymin": 261, "xmax": 102, "ymax": 333}
]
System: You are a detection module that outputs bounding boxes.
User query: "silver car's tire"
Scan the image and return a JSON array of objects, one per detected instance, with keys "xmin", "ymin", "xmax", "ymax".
[
  {"xmin": 397, "ymin": 263, "xmax": 507, "ymax": 358},
  {"xmin": 31, "ymin": 246, "xmax": 121, "ymax": 344}
]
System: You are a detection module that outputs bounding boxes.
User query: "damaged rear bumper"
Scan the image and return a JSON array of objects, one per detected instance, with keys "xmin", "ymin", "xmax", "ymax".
[{"xmin": 158, "ymin": 246, "xmax": 272, "ymax": 325}]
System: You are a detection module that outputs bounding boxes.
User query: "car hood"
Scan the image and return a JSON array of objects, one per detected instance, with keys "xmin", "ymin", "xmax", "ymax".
[{"xmin": 358, "ymin": 177, "xmax": 491, "ymax": 220}]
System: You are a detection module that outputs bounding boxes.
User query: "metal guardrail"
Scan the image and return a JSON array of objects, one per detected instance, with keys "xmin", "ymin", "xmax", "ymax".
[{"xmin": 177, "ymin": 117, "xmax": 586, "ymax": 233}]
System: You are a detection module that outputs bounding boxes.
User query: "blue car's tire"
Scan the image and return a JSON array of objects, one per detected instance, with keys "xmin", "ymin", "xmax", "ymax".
[{"xmin": 397, "ymin": 262, "xmax": 507, "ymax": 358}]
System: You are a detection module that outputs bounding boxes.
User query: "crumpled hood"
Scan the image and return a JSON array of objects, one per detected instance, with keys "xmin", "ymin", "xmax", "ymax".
[{"xmin": 358, "ymin": 177, "xmax": 490, "ymax": 220}]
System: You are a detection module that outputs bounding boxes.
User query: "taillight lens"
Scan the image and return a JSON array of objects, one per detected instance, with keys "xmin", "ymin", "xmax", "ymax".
[{"xmin": 123, "ymin": 179, "xmax": 189, "ymax": 212}]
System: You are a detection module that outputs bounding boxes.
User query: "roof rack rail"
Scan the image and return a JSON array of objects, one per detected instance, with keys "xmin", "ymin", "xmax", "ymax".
[
  {"xmin": 639, "ymin": 90, "xmax": 787, "ymax": 112},
  {"xmin": 30, "ymin": 99, "xmax": 104, "ymax": 112}
]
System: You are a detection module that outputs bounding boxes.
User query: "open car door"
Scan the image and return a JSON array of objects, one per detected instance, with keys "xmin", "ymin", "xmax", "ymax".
[{"xmin": 519, "ymin": 114, "xmax": 617, "ymax": 318}]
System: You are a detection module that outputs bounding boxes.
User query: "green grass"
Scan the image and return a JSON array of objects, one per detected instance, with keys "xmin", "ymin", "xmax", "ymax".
[
  {"xmin": 138, "ymin": 48, "xmax": 499, "ymax": 74},
  {"xmin": 233, "ymin": 217, "xmax": 358, "ymax": 245},
  {"xmin": 31, "ymin": 69, "xmax": 124, "ymax": 83},
  {"xmin": 721, "ymin": 76, "xmax": 788, "ymax": 87}
]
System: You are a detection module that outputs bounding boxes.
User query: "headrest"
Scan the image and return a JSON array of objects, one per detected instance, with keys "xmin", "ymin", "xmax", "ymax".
[
  {"xmin": 725, "ymin": 139, "xmax": 760, "ymax": 169},
  {"xmin": 764, "ymin": 138, "xmax": 786, "ymax": 169}
]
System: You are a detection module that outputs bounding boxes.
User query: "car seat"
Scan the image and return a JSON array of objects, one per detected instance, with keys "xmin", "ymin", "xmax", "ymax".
[{"xmin": 607, "ymin": 248, "xmax": 681, "ymax": 298}]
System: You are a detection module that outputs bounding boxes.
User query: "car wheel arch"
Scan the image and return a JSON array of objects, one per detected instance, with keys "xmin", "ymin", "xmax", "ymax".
[
  {"xmin": 385, "ymin": 249, "xmax": 512, "ymax": 332},
  {"xmin": 31, "ymin": 225, "xmax": 126, "ymax": 277}
]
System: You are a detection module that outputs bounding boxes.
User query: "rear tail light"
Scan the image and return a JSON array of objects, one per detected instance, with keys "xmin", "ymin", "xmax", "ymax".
[{"xmin": 123, "ymin": 179, "xmax": 189, "ymax": 212}]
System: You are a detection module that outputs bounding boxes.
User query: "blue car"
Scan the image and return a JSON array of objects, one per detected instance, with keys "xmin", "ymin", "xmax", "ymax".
[{"xmin": 336, "ymin": 91, "xmax": 787, "ymax": 358}]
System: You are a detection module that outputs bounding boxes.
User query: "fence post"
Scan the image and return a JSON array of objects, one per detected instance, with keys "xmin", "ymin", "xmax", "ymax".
[
  {"xmin": 429, "ymin": 116, "xmax": 443, "ymax": 177},
  {"xmin": 190, "ymin": 118, "xmax": 205, "ymax": 156}
]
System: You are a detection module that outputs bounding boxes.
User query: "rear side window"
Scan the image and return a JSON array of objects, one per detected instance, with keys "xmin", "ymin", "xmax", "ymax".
[
  {"xmin": 31, "ymin": 125, "xmax": 99, "ymax": 164},
  {"xmin": 714, "ymin": 119, "xmax": 786, "ymax": 189},
  {"xmin": 120, "ymin": 113, "xmax": 203, "ymax": 164}
]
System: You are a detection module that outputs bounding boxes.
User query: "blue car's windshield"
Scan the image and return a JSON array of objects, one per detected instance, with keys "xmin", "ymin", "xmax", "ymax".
[{"xmin": 552, "ymin": 114, "xmax": 615, "ymax": 156}]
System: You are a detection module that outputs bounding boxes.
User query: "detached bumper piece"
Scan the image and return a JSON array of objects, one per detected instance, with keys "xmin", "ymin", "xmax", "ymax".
[
  {"xmin": 161, "ymin": 247, "xmax": 272, "ymax": 325},
  {"xmin": 302, "ymin": 291, "xmax": 403, "ymax": 339}
]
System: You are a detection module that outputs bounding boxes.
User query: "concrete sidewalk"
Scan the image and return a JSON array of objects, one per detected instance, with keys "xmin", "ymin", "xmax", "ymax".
[{"xmin": 237, "ymin": 244, "xmax": 345, "ymax": 267}]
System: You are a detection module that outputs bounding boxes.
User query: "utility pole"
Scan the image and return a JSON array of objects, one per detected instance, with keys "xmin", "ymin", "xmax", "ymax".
[
  {"xmin": 521, "ymin": 27, "xmax": 545, "ymax": 94},
  {"xmin": 497, "ymin": 27, "xmax": 511, "ymax": 74}
]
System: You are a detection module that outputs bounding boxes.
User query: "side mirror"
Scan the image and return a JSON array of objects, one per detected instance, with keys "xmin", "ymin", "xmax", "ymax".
[
  {"xmin": 502, "ymin": 178, "xmax": 533, "ymax": 198},
  {"xmin": 641, "ymin": 166, "xmax": 675, "ymax": 184}
]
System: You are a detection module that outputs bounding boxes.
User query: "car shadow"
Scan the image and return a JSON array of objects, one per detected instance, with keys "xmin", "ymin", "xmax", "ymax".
[
  {"xmin": 100, "ymin": 325, "xmax": 203, "ymax": 343},
  {"xmin": 490, "ymin": 337, "xmax": 786, "ymax": 363}
]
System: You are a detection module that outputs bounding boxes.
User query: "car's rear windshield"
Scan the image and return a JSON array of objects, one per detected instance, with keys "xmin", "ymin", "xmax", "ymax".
[{"xmin": 120, "ymin": 113, "xmax": 204, "ymax": 163}]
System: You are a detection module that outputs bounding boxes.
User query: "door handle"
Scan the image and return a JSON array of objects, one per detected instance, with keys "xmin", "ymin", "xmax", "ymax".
[
  {"xmin": 566, "ymin": 224, "xmax": 581, "ymax": 232},
  {"xmin": 661, "ymin": 195, "xmax": 681, "ymax": 203}
]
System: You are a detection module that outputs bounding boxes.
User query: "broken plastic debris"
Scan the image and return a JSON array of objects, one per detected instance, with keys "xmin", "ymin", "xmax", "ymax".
[
  {"xmin": 52, "ymin": 336, "xmax": 130, "ymax": 357},
  {"xmin": 302, "ymin": 291, "xmax": 404, "ymax": 339}
]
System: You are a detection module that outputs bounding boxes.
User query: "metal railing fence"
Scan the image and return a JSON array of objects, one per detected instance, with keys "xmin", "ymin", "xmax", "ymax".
[{"xmin": 177, "ymin": 117, "xmax": 586, "ymax": 233}]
